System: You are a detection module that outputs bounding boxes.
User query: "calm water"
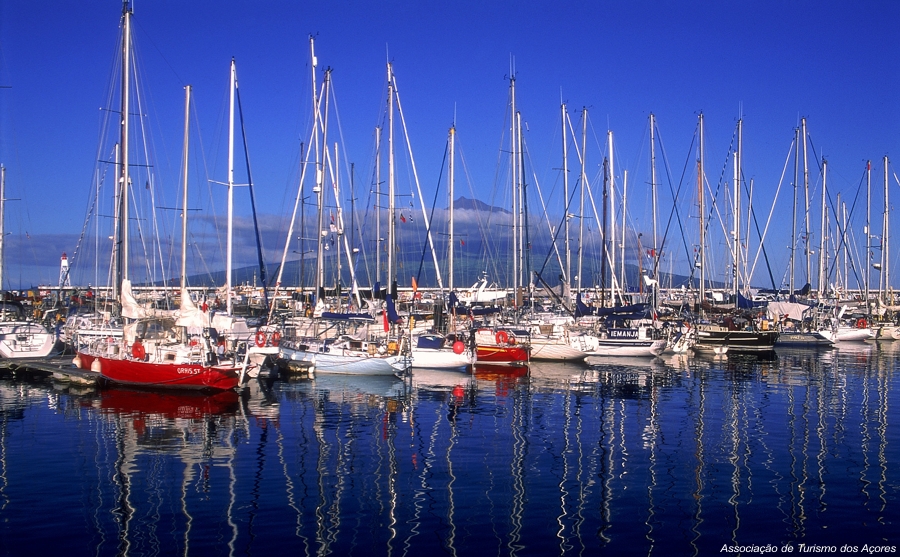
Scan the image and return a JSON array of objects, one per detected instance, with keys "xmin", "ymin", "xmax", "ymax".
[{"xmin": 1, "ymin": 343, "xmax": 898, "ymax": 556}]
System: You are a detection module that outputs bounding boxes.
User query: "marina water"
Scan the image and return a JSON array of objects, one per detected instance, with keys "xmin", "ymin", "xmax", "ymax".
[{"xmin": 0, "ymin": 343, "xmax": 898, "ymax": 555}]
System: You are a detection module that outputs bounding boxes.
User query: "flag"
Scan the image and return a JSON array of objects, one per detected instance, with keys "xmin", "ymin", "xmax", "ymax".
[
  {"xmin": 400, "ymin": 213, "xmax": 407, "ymax": 223},
  {"xmin": 383, "ymin": 309, "xmax": 389, "ymax": 332},
  {"xmin": 460, "ymin": 239, "xmax": 465, "ymax": 246}
]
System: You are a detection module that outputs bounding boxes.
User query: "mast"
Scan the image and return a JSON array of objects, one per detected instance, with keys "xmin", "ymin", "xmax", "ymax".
[
  {"xmin": 562, "ymin": 103, "xmax": 570, "ymax": 296},
  {"xmin": 180, "ymin": 85, "xmax": 191, "ymax": 291},
  {"xmin": 620, "ymin": 169, "xmax": 627, "ymax": 299},
  {"xmin": 650, "ymin": 113, "xmax": 658, "ymax": 277},
  {"xmin": 732, "ymin": 119, "xmax": 741, "ymax": 308},
  {"xmin": 865, "ymin": 160, "xmax": 871, "ymax": 308},
  {"xmin": 698, "ymin": 113, "xmax": 705, "ymax": 315},
  {"xmin": 226, "ymin": 59, "xmax": 236, "ymax": 315},
  {"xmin": 802, "ymin": 118, "xmax": 811, "ymax": 288},
  {"xmin": 510, "ymin": 76, "xmax": 518, "ymax": 305},
  {"xmin": 883, "ymin": 156, "xmax": 890, "ymax": 304},
  {"xmin": 818, "ymin": 159, "xmax": 828, "ymax": 298},
  {"xmin": 790, "ymin": 127, "xmax": 799, "ymax": 296},
  {"xmin": 608, "ymin": 130, "xmax": 616, "ymax": 303},
  {"xmin": 315, "ymin": 71, "xmax": 331, "ymax": 302},
  {"xmin": 114, "ymin": 0, "xmax": 133, "ymax": 301},
  {"xmin": 448, "ymin": 125, "xmax": 456, "ymax": 292},
  {"xmin": 387, "ymin": 63, "xmax": 396, "ymax": 296},
  {"xmin": 577, "ymin": 108, "xmax": 586, "ymax": 296}
]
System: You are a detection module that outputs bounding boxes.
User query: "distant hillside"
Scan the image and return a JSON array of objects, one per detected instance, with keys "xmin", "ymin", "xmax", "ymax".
[{"xmin": 454, "ymin": 196, "xmax": 511, "ymax": 215}]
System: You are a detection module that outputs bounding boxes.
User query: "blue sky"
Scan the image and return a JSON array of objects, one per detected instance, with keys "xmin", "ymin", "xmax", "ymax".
[{"xmin": 0, "ymin": 1, "xmax": 897, "ymax": 290}]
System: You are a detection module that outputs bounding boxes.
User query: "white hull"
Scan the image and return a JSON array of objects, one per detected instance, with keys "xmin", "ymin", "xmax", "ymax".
[
  {"xmin": 279, "ymin": 345, "xmax": 409, "ymax": 376},
  {"xmin": 584, "ymin": 339, "xmax": 667, "ymax": 359},
  {"xmin": 572, "ymin": 328, "xmax": 666, "ymax": 359},
  {"xmin": 528, "ymin": 338, "xmax": 588, "ymax": 362},
  {"xmin": 0, "ymin": 322, "xmax": 55, "ymax": 359},
  {"xmin": 410, "ymin": 347, "xmax": 473, "ymax": 369},
  {"xmin": 834, "ymin": 326, "xmax": 875, "ymax": 342}
]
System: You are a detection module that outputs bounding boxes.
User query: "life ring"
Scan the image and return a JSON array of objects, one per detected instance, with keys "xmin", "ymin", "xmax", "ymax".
[
  {"xmin": 507, "ymin": 335, "xmax": 516, "ymax": 345},
  {"xmin": 255, "ymin": 330, "xmax": 267, "ymax": 347},
  {"xmin": 131, "ymin": 341, "xmax": 146, "ymax": 360},
  {"xmin": 271, "ymin": 331, "xmax": 281, "ymax": 347},
  {"xmin": 495, "ymin": 330, "xmax": 509, "ymax": 344},
  {"xmin": 856, "ymin": 318, "xmax": 867, "ymax": 329}
]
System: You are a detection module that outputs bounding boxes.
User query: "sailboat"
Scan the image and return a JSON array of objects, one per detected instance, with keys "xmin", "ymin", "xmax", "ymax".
[
  {"xmin": 409, "ymin": 125, "xmax": 474, "ymax": 370},
  {"xmin": 690, "ymin": 116, "xmax": 778, "ymax": 354},
  {"xmin": 74, "ymin": 17, "xmax": 248, "ymax": 391},
  {"xmin": 566, "ymin": 112, "xmax": 664, "ymax": 359},
  {"xmin": 273, "ymin": 38, "xmax": 410, "ymax": 376},
  {"xmin": 0, "ymin": 166, "xmax": 56, "ymax": 359}
]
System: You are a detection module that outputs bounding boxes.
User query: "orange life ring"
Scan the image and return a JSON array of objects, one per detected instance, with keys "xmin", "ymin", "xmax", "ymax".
[
  {"xmin": 255, "ymin": 331, "xmax": 267, "ymax": 347},
  {"xmin": 495, "ymin": 330, "xmax": 509, "ymax": 344},
  {"xmin": 131, "ymin": 341, "xmax": 146, "ymax": 360},
  {"xmin": 856, "ymin": 318, "xmax": 867, "ymax": 329},
  {"xmin": 271, "ymin": 331, "xmax": 281, "ymax": 347}
]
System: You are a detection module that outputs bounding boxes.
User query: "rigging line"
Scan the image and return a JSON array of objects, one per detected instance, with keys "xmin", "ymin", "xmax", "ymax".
[
  {"xmin": 655, "ymin": 123, "xmax": 695, "ymax": 287},
  {"xmin": 533, "ymin": 183, "xmax": 580, "ymax": 314},
  {"xmin": 414, "ymin": 139, "xmax": 448, "ymax": 287},
  {"xmin": 825, "ymin": 167, "xmax": 867, "ymax": 290},
  {"xmin": 748, "ymin": 137, "xmax": 795, "ymax": 294},
  {"xmin": 235, "ymin": 85, "xmax": 270, "ymax": 316}
]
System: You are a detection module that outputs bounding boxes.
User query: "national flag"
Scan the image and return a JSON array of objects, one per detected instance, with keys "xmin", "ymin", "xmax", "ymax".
[
  {"xmin": 400, "ymin": 213, "xmax": 407, "ymax": 223},
  {"xmin": 460, "ymin": 239, "xmax": 465, "ymax": 246}
]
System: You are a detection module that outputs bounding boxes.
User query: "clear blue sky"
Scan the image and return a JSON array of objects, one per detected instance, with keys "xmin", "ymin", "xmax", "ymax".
[{"xmin": 0, "ymin": 0, "xmax": 897, "ymax": 290}]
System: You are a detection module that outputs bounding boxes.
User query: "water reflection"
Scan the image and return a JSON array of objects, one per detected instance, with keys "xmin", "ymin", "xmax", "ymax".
[{"xmin": 0, "ymin": 345, "xmax": 896, "ymax": 555}]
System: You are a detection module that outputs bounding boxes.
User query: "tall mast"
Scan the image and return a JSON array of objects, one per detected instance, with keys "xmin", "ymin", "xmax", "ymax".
[
  {"xmin": 577, "ymin": 108, "xmax": 587, "ymax": 295},
  {"xmin": 802, "ymin": 118, "xmax": 811, "ymax": 287},
  {"xmin": 114, "ymin": 1, "xmax": 133, "ymax": 300},
  {"xmin": 698, "ymin": 113, "xmax": 705, "ymax": 314},
  {"xmin": 818, "ymin": 159, "xmax": 828, "ymax": 298},
  {"xmin": 562, "ymin": 103, "xmax": 570, "ymax": 295},
  {"xmin": 608, "ymin": 130, "xmax": 616, "ymax": 303},
  {"xmin": 510, "ymin": 76, "xmax": 518, "ymax": 303},
  {"xmin": 732, "ymin": 119, "xmax": 742, "ymax": 308},
  {"xmin": 387, "ymin": 63, "xmax": 396, "ymax": 294},
  {"xmin": 226, "ymin": 59, "xmax": 236, "ymax": 315},
  {"xmin": 883, "ymin": 156, "xmax": 890, "ymax": 304},
  {"xmin": 448, "ymin": 125, "xmax": 456, "ymax": 292},
  {"xmin": 865, "ymin": 160, "xmax": 871, "ymax": 307},
  {"xmin": 649, "ymin": 113, "xmax": 658, "ymax": 275},
  {"xmin": 516, "ymin": 111, "xmax": 527, "ymax": 298},
  {"xmin": 620, "ymin": 169, "xmax": 628, "ymax": 298},
  {"xmin": 315, "ymin": 70, "xmax": 331, "ymax": 301},
  {"xmin": 180, "ymin": 85, "xmax": 191, "ymax": 291},
  {"xmin": 790, "ymin": 126, "xmax": 799, "ymax": 296}
]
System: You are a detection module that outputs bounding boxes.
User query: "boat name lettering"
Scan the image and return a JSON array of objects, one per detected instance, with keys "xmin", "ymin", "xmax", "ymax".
[
  {"xmin": 176, "ymin": 367, "xmax": 198, "ymax": 375},
  {"xmin": 609, "ymin": 329, "xmax": 639, "ymax": 339}
]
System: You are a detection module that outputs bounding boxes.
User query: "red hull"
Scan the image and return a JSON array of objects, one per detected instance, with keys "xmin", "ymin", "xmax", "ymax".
[
  {"xmin": 475, "ymin": 345, "xmax": 529, "ymax": 364},
  {"xmin": 78, "ymin": 352, "xmax": 240, "ymax": 391}
]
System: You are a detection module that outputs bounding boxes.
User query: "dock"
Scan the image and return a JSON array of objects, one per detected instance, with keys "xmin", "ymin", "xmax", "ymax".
[{"xmin": 0, "ymin": 355, "xmax": 101, "ymax": 385}]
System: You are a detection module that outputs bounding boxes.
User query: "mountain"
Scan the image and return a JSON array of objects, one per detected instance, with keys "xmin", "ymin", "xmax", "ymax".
[{"xmin": 453, "ymin": 196, "xmax": 511, "ymax": 215}]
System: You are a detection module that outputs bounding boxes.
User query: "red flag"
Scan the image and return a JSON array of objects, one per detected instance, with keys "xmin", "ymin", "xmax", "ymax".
[
  {"xmin": 460, "ymin": 239, "xmax": 465, "ymax": 246},
  {"xmin": 400, "ymin": 213, "xmax": 407, "ymax": 223},
  {"xmin": 383, "ymin": 310, "xmax": 389, "ymax": 332}
]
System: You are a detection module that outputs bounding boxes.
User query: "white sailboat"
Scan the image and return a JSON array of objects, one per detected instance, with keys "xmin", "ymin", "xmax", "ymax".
[{"xmin": 0, "ymin": 167, "xmax": 55, "ymax": 359}]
